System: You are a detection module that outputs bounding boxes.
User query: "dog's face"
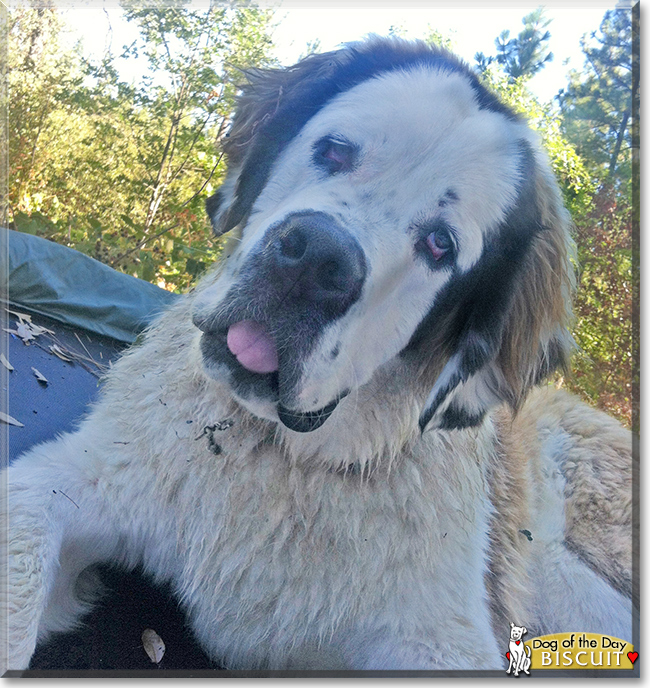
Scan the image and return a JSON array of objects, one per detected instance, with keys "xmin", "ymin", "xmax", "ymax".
[
  {"xmin": 192, "ymin": 40, "xmax": 573, "ymax": 434},
  {"xmin": 510, "ymin": 623, "xmax": 527, "ymax": 642}
]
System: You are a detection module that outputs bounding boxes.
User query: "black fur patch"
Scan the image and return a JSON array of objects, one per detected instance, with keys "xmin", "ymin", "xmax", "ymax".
[
  {"xmin": 205, "ymin": 190, "xmax": 223, "ymax": 233},
  {"xmin": 405, "ymin": 140, "xmax": 541, "ymax": 378},
  {"xmin": 410, "ymin": 140, "xmax": 553, "ymax": 430},
  {"xmin": 438, "ymin": 405, "xmax": 487, "ymax": 431},
  {"xmin": 417, "ymin": 368, "xmax": 464, "ymax": 432}
]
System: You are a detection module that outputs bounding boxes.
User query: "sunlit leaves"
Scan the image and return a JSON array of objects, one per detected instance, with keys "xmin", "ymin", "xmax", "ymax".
[
  {"xmin": 565, "ymin": 188, "xmax": 633, "ymax": 427},
  {"xmin": 8, "ymin": 3, "xmax": 275, "ymax": 291},
  {"xmin": 478, "ymin": 11, "xmax": 634, "ymax": 428},
  {"xmin": 557, "ymin": 9, "xmax": 634, "ymax": 191}
]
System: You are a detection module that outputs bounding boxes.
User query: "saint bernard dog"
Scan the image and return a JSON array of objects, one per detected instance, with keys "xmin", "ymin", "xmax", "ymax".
[{"xmin": 4, "ymin": 38, "xmax": 633, "ymax": 672}]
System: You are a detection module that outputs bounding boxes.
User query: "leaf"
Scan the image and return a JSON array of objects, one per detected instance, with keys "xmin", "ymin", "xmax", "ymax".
[
  {"xmin": 29, "ymin": 324, "xmax": 55, "ymax": 337},
  {"xmin": 1, "ymin": 354, "xmax": 14, "ymax": 371},
  {"xmin": 6, "ymin": 309, "xmax": 32, "ymax": 323},
  {"xmin": 32, "ymin": 368, "xmax": 48, "ymax": 384},
  {"xmin": 6, "ymin": 320, "xmax": 54, "ymax": 345},
  {"xmin": 15, "ymin": 322, "xmax": 35, "ymax": 343},
  {"xmin": 120, "ymin": 213, "xmax": 139, "ymax": 230},
  {"xmin": 142, "ymin": 628, "xmax": 165, "ymax": 664},
  {"xmin": 50, "ymin": 345, "xmax": 73, "ymax": 362},
  {"xmin": 0, "ymin": 412, "xmax": 24, "ymax": 427},
  {"xmin": 185, "ymin": 257, "xmax": 206, "ymax": 278}
]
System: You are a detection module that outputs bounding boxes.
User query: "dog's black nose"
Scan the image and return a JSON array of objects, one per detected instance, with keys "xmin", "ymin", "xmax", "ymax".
[{"xmin": 266, "ymin": 212, "xmax": 366, "ymax": 317}]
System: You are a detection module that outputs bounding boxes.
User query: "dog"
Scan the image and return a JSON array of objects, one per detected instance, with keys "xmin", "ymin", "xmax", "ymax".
[
  {"xmin": 4, "ymin": 38, "xmax": 633, "ymax": 671},
  {"xmin": 506, "ymin": 623, "xmax": 531, "ymax": 676}
]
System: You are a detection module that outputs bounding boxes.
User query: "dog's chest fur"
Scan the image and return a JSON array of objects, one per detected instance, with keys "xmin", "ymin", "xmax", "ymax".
[{"xmin": 75, "ymin": 297, "xmax": 500, "ymax": 668}]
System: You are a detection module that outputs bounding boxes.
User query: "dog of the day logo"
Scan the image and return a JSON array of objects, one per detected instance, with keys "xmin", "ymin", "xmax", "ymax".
[
  {"xmin": 505, "ymin": 623, "xmax": 532, "ymax": 676},
  {"xmin": 506, "ymin": 627, "xmax": 637, "ymax": 673}
]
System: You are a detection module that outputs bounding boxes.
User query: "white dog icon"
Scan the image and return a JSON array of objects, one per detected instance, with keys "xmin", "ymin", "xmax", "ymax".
[{"xmin": 506, "ymin": 622, "xmax": 531, "ymax": 676}]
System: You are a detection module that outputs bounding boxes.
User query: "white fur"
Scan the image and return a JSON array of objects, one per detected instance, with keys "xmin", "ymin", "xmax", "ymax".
[
  {"xmin": 525, "ymin": 426, "xmax": 632, "ymax": 640},
  {"xmin": 4, "ymin": 308, "xmax": 502, "ymax": 669}
]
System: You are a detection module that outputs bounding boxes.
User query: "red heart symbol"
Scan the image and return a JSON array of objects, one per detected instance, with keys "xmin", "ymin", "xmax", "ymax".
[
  {"xmin": 516, "ymin": 640, "xmax": 521, "ymax": 645},
  {"xmin": 628, "ymin": 652, "xmax": 638, "ymax": 664},
  {"xmin": 506, "ymin": 652, "xmax": 511, "ymax": 660}
]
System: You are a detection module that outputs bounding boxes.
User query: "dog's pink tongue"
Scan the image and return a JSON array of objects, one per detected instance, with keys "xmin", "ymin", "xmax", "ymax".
[{"xmin": 227, "ymin": 320, "xmax": 279, "ymax": 374}]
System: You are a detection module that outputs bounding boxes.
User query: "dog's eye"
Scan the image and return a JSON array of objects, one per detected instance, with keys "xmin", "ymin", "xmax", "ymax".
[
  {"xmin": 313, "ymin": 137, "xmax": 357, "ymax": 175},
  {"xmin": 426, "ymin": 228, "xmax": 454, "ymax": 261}
]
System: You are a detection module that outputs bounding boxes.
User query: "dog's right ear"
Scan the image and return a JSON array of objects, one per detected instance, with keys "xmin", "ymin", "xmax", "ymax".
[{"xmin": 417, "ymin": 140, "xmax": 574, "ymax": 434}]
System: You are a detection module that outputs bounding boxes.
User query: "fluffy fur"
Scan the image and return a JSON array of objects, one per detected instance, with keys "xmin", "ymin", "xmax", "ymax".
[{"xmin": 3, "ymin": 38, "xmax": 633, "ymax": 671}]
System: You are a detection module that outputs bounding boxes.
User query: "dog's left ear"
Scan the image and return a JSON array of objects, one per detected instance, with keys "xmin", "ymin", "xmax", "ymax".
[{"xmin": 419, "ymin": 140, "xmax": 575, "ymax": 432}]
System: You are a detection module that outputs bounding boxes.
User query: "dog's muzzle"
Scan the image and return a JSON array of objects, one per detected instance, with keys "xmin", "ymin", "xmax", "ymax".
[{"xmin": 195, "ymin": 211, "xmax": 367, "ymax": 432}]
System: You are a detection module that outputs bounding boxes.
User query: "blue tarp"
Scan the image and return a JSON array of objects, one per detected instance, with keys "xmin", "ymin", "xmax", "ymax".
[{"xmin": 2, "ymin": 228, "xmax": 179, "ymax": 342}]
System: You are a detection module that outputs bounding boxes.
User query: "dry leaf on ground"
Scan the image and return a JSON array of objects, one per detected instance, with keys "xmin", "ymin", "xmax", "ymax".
[
  {"xmin": 15, "ymin": 322, "xmax": 35, "ymax": 343},
  {"xmin": 32, "ymin": 367, "xmax": 48, "ymax": 384},
  {"xmin": 50, "ymin": 345, "xmax": 73, "ymax": 362},
  {"xmin": 142, "ymin": 628, "xmax": 165, "ymax": 664},
  {"xmin": 29, "ymin": 323, "xmax": 55, "ymax": 337},
  {"xmin": 6, "ymin": 309, "xmax": 32, "ymax": 323},
  {"xmin": 0, "ymin": 412, "xmax": 24, "ymax": 427},
  {"xmin": 5, "ymin": 319, "xmax": 55, "ymax": 345}
]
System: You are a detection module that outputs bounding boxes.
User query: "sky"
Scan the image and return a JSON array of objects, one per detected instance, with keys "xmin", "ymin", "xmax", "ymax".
[{"xmin": 56, "ymin": 0, "xmax": 629, "ymax": 104}]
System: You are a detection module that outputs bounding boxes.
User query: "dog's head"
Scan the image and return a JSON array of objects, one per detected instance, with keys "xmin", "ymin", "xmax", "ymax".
[
  {"xmin": 509, "ymin": 623, "xmax": 528, "ymax": 641},
  {"xmin": 192, "ymin": 38, "xmax": 573, "ymax": 435}
]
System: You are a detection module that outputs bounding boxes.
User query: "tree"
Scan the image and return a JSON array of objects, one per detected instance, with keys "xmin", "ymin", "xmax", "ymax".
[
  {"xmin": 553, "ymin": 7, "xmax": 636, "ymax": 428},
  {"xmin": 475, "ymin": 8, "xmax": 553, "ymax": 81},
  {"xmin": 423, "ymin": 27, "xmax": 455, "ymax": 53},
  {"xmin": 7, "ymin": 6, "xmax": 84, "ymax": 222},
  {"xmin": 565, "ymin": 188, "xmax": 633, "ymax": 427},
  {"xmin": 8, "ymin": 3, "xmax": 276, "ymax": 290},
  {"xmin": 557, "ymin": 9, "xmax": 636, "ymax": 189},
  {"xmin": 93, "ymin": 1, "xmax": 276, "ymax": 285}
]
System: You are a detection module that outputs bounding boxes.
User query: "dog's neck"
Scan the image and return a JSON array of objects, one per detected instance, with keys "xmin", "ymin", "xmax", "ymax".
[
  {"xmin": 275, "ymin": 356, "xmax": 489, "ymax": 478},
  {"xmin": 275, "ymin": 360, "xmax": 418, "ymax": 475}
]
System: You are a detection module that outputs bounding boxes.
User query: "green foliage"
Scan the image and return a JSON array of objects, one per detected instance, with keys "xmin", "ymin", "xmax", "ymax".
[
  {"xmin": 480, "ymin": 36, "xmax": 632, "ymax": 427},
  {"xmin": 475, "ymin": 7, "xmax": 553, "ymax": 80},
  {"xmin": 422, "ymin": 27, "xmax": 455, "ymax": 53},
  {"xmin": 8, "ymin": 3, "xmax": 275, "ymax": 291},
  {"xmin": 554, "ymin": 8, "xmax": 635, "ymax": 428},
  {"xmin": 557, "ymin": 9, "xmax": 635, "ymax": 191},
  {"xmin": 479, "ymin": 67, "xmax": 595, "ymax": 217},
  {"xmin": 8, "ymin": 7, "xmax": 85, "ymax": 220},
  {"xmin": 564, "ymin": 188, "xmax": 633, "ymax": 428}
]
